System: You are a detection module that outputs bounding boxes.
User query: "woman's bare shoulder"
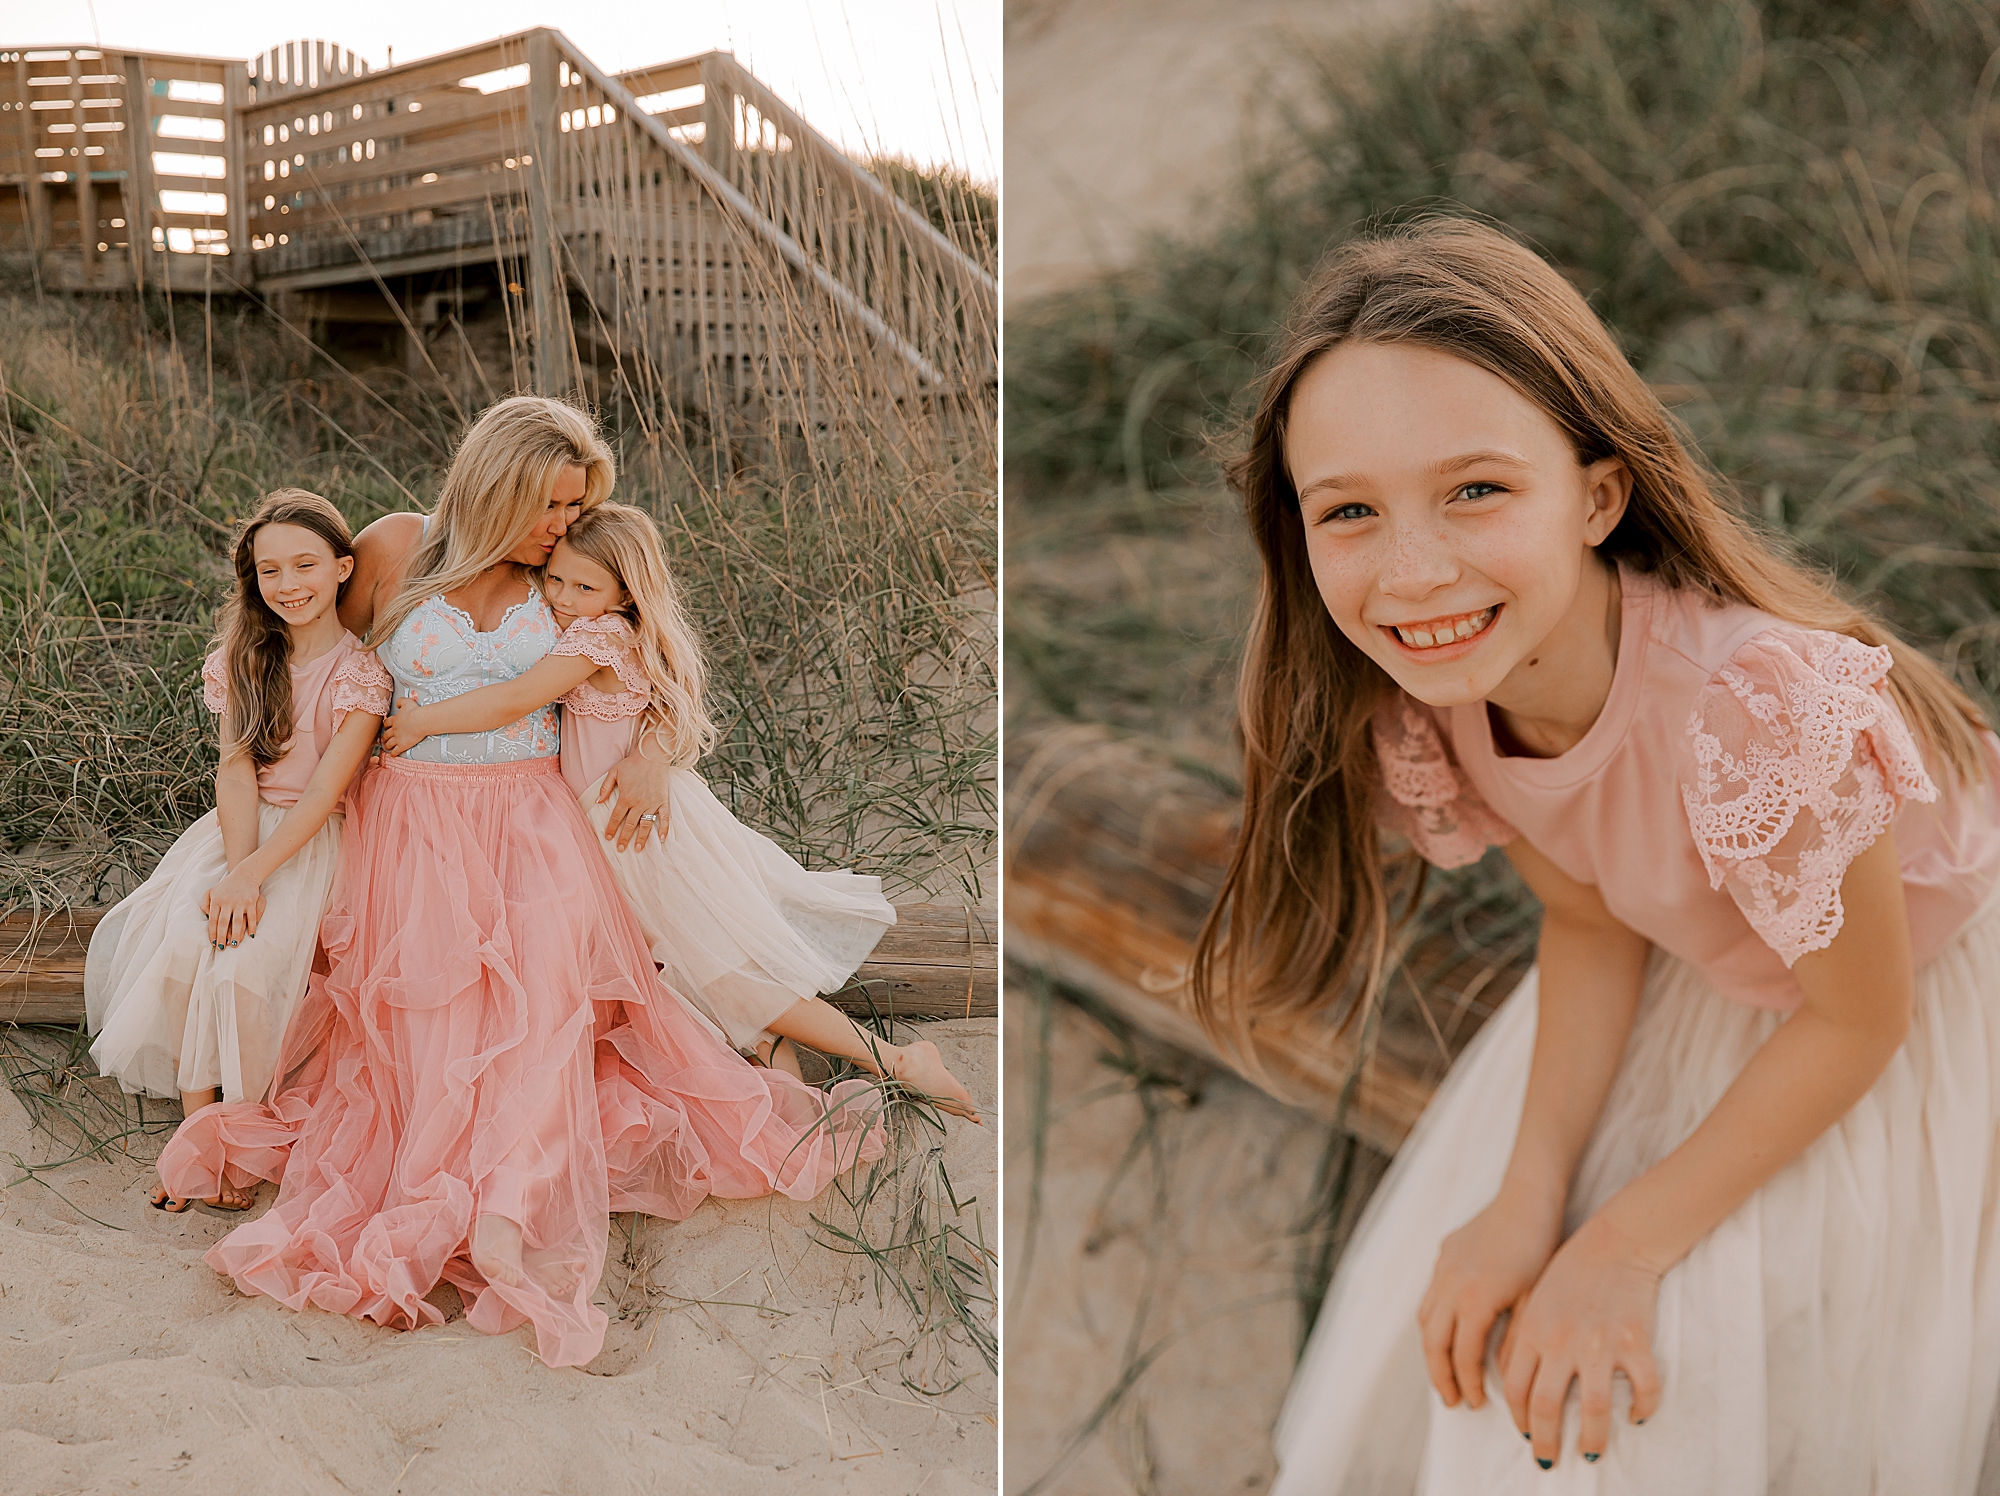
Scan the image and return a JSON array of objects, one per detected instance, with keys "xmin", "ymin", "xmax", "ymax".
[
  {"xmin": 341, "ymin": 511, "xmax": 430, "ymax": 638},
  {"xmin": 355, "ymin": 510, "xmax": 428, "ymax": 556}
]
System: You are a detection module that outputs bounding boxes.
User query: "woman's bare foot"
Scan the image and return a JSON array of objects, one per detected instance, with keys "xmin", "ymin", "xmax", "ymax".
[
  {"xmin": 890, "ymin": 1040, "xmax": 981, "ymax": 1124},
  {"xmin": 201, "ymin": 1180, "xmax": 255, "ymax": 1212},
  {"xmin": 151, "ymin": 1178, "xmax": 253, "ymax": 1212},
  {"xmin": 470, "ymin": 1214, "xmax": 528, "ymax": 1289}
]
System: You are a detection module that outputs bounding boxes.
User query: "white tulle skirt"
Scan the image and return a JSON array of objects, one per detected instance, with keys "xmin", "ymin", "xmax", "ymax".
[
  {"xmin": 86, "ymin": 803, "xmax": 341, "ymax": 1105},
  {"xmin": 1273, "ymin": 895, "xmax": 2000, "ymax": 1496},
  {"xmin": 578, "ymin": 768, "xmax": 896, "ymax": 1052}
]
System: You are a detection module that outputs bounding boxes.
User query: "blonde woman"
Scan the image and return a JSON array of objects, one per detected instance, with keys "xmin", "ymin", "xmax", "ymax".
[
  {"xmin": 377, "ymin": 503, "xmax": 980, "ymax": 1121},
  {"xmin": 158, "ymin": 396, "xmax": 884, "ymax": 1369}
]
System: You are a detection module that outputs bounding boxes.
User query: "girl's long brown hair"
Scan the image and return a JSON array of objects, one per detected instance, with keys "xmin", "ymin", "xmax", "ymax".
[
  {"xmin": 1189, "ymin": 217, "xmax": 1990, "ymax": 1059},
  {"xmin": 556, "ymin": 504, "xmax": 717, "ymax": 766},
  {"xmin": 216, "ymin": 489, "xmax": 356, "ymax": 770}
]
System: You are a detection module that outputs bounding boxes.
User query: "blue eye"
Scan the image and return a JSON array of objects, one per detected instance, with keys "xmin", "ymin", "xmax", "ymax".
[
  {"xmin": 1319, "ymin": 501, "xmax": 1375, "ymax": 523},
  {"xmin": 1456, "ymin": 482, "xmax": 1504, "ymax": 501}
]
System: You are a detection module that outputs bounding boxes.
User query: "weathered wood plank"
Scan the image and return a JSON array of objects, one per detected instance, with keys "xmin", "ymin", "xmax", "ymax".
[
  {"xmin": 0, "ymin": 901, "xmax": 995, "ymax": 1029},
  {"xmin": 1005, "ymin": 724, "xmax": 1519, "ymax": 1153}
]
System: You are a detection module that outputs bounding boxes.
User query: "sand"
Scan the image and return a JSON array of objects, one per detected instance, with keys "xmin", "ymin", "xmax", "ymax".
[
  {"xmin": 0, "ymin": 1019, "xmax": 995, "ymax": 1496},
  {"xmin": 1003, "ymin": 0, "xmax": 1429, "ymax": 299},
  {"xmin": 1002, "ymin": 985, "xmax": 1340, "ymax": 1494}
]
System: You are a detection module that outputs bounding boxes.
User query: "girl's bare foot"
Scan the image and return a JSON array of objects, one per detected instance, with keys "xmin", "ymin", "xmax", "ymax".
[
  {"xmin": 149, "ymin": 1184, "xmax": 193, "ymax": 1213},
  {"xmin": 756, "ymin": 1036, "xmax": 807, "ymax": 1080},
  {"xmin": 890, "ymin": 1040, "xmax": 981, "ymax": 1124}
]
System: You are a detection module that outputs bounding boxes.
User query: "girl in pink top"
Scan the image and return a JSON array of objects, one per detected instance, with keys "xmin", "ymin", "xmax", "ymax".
[
  {"xmin": 1192, "ymin": 221, "xmax": 2000, "ymax": 1493},
  {"xmin": 87, "ymin": 490, "xmax": 390, "ymax": 1211},
  {"xmin": 379, "ymin": 503, "xmax": 980, "ymax": 1122}
]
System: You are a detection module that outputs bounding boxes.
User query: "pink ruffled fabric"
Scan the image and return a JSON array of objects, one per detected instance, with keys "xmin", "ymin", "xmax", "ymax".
[
  {"xmin": 327, "ymin": 649, "xmax": 392, "ymax": 728},
  {"xmin": 550, "ymin": 615, "xmax": 650, "ymax": 693},
  {"xmin": 1372, "ymin": 693, "xmax": 1517, "ymax": 868},
  {"xmin": 200, "ymin": 651, "xmax": 228, "ymax": 714},
  {"xmin": 1681, "ymin": 625, "xmax": 1939, "ymax": 965},
  {"xmin": 157, "ymin": 753, "xmax": 885, "ymax": 1368}
]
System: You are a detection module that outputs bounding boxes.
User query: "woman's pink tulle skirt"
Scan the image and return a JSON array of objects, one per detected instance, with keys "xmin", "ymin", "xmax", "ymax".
[{"xmin": 157, "ymin": 754, "xmax": 885, "ymax": 1368}]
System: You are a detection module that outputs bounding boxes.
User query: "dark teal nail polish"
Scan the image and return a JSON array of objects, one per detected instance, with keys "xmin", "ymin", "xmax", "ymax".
[
  {"xmin": 1521, "ymin": 1432, "xmax": 1531, "ymax": 1441},
  {"xmin": 1536, "ymin": 1457, "xmax": 1552, "ymax": 1471},
  {"xmin": 1584, "ymin": 1452, "xmax": 1600, "ymax": 1463}
]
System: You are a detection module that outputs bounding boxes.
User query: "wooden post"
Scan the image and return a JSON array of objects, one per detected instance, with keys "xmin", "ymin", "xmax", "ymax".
[
  {"xmin": 224, "ymin": 60, "xmax": 249, "ymax": 283},
  {"xmin": 699, "ymin": 53, "xmax": 732, "ymax": 179},
  {"xmin": 16, "ymin": 56, "xmax": 50, "ymax": 272},
  {"xmin": 524, "ymin": 29, "xmax": 567, "ymax": 395},
  {"xmin": 120, "ymin": 54, "xmax": 156, "ymax": 292},
  {"xmin": 69, "ymin": 54, "xmax": 95, "ymax": 286}
]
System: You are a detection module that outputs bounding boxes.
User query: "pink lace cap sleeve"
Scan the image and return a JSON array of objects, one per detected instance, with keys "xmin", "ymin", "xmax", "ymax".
[
  {"xmin": 1681, "ymin": 625, "xmax": 1938, "ymax": 966},
  {"xmin": 549, "ymin": 615, "xmax": 649, "ymax": 694},
  {"xmin": 1372, "ymin": 693, "xmax": 1516, "ymax": 868},
  {"xmin": 328, "ymin": 645, "xmax": 393, "ymax": 728},
  {"xmin": 201, "ymin": 649, "xmax": 228, "ymax": 715}
]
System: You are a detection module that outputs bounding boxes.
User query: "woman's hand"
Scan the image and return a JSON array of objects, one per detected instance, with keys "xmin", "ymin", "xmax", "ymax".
[
  {"xmin": 378, "ymin": 695, "xmax": 431, "ymax": 757},
  {"xmin": 1417, "ymin": 1188, "xmax": 1565, "ymax": 1412},
  {"xmin": 201, "ymin": 867, "xmax": 267, "ymax": 949},
  {"xmin": 597, "ymin": 750, "xmax": 672, "ymax": 851},
  {"xmin": 1498, "ymin": 1213, "xmax": 1663, "ymax": 1469}
]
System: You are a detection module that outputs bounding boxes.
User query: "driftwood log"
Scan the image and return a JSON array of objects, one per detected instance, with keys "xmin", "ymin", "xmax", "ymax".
[
  {"xmin": 1005, "ymin": 724, "xmax": 1525, "ymax": 1154},
  {"xmin": 0, "ymin": 901, "xmax": 995, "ymax": 1028}
]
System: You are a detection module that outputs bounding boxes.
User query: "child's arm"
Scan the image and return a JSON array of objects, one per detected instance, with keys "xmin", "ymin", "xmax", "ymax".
[
  {"xmin": 1418, "ymin": 835, "xmax": 1650, "ymax": 1414},
  {"xmin": 378, "ymin": 651, "xmax": 600, "ymax": 757},
  {"xmin": 1500, "ymin": 831, "xmax": 1913, "ymax": 1466},
  {"xmin": 214, "ymin": 743, "xmax": 263, "ymax": 876},
  {"xmin": 201, "ymin": 709, "xmax": 383, "ymax": 947}
]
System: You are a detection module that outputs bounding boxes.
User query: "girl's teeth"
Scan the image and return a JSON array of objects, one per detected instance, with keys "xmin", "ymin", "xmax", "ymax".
[{"xmin": 1396, "ymin": 608, "xmax": 1492, "ymax": 649}]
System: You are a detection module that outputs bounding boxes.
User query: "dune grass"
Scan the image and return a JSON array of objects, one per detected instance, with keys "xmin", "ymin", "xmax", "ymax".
[{"xmin": 1005, "ymin": 0, "xmax": 2000, "ymax": 1480}]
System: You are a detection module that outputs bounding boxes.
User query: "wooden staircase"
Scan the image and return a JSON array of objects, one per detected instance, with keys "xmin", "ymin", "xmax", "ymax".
[{"xmin": 0, "ymin": 31, "xmax": 995, "ymax": 423}]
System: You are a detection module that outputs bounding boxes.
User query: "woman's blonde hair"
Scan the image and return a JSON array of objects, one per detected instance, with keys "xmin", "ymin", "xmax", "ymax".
[
  {"xmin": 1190, "ymin": 216, "xmax": 1990, "ymax": 1059},
  {"xmin": 215, "ymin": 489, "xmax": 356, "ymax": 770},
  {"xmin": 555, "ymin": 504, "xmax": 716, "ymax": 765},
  {"xmin": 371, "ymin": 395, "xmax": 614, "ymax": 646}
]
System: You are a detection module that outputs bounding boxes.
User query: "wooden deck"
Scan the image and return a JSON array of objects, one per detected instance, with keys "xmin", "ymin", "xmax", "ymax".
[{"xmin": 0, "ymin": 32, "xmax": 995, "ymax": 419}]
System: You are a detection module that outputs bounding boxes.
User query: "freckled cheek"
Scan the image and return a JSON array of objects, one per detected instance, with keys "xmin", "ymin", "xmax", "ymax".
[{"xmin": 1304, "ymin": 538, "xmax": 1378, "ymax": 638}]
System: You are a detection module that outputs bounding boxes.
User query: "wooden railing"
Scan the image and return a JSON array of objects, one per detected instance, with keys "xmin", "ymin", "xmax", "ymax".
[{"xmin": 0, "ymin": 44, "xmax": 247, "ymax": 292}]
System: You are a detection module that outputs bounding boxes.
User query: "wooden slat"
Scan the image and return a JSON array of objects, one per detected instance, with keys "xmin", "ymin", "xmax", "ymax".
[{"xmin": 0, "ymin": 900, "xmax": 994, "ymax": 1029}]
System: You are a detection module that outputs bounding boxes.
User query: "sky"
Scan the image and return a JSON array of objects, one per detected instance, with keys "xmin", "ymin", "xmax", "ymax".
[{"xmin": 21, "ymin": 0, "xmax": 999, "ymax": 181}]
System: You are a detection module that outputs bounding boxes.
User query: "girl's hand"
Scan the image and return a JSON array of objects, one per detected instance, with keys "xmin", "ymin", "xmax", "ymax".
[
  {"xmin": 597, "ymin": 752, "xmax": 671, "ymax": 852},
  {"xmin": 1417, "ymin": 1188, "xmax": 1563, "ymax": 1411},
  {"xmin": 1498, "ymin": 1214, "xmax": 1663, "ymax": 1469},
  {"xmin": 201, "ymin": 868, "xmax": 266, "ymax": 948},
  {"xmin": 379, "ymin": 694, "xmax": 429, "ymax": 757}
]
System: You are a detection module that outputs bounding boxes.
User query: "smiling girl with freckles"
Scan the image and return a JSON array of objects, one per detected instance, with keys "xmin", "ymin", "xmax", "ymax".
[
  {"xmin": 1191, "ymin": 220, "xmax": 2000, "ymax": 1493},
  {"xmin": 86, "ymin": 490, "xmax": 391, "ymax": 1212}
]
